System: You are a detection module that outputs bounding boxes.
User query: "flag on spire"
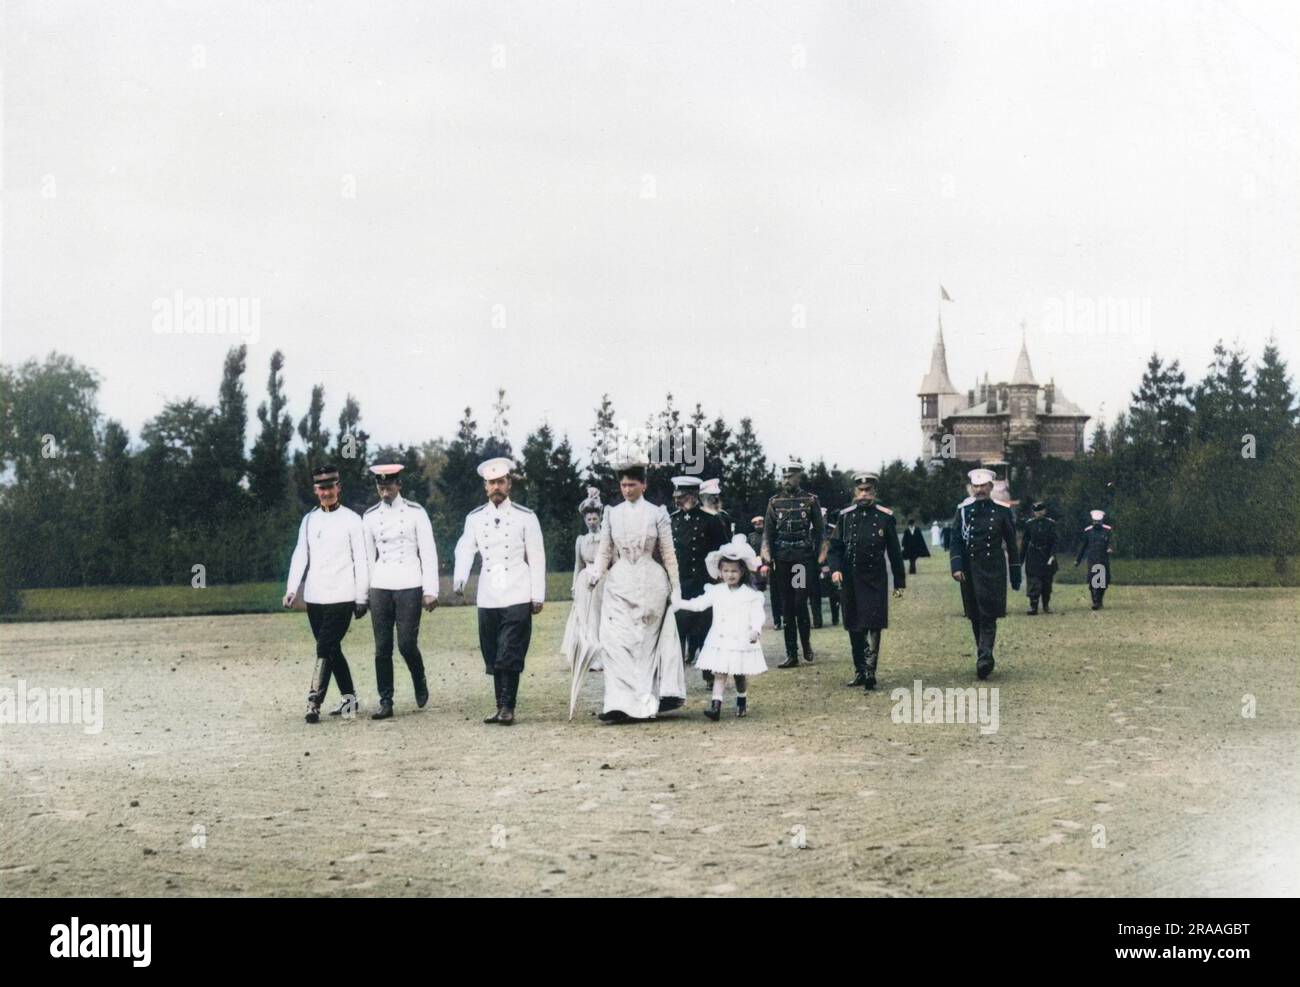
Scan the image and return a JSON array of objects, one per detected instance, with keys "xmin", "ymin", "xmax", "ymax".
[{"xmin": 940, "ymin": 284, "xmax": 953, "ymax": 302}]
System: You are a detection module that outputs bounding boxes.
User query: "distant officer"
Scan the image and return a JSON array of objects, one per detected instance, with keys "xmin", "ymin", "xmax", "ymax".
[
  {"xmin": 699, "ymin": 478, "xmax": 738, "ymax": 537},
  {"xmin": 453, "ymin": 457, "xmax": 546, "ymax": 725},
  {"xmin": 670, "ymin": 476, "xmax": 730, "ymax": 666},
  {"xmin": 900, "ymin": 517, "xmax": 930, "ymax": 575},
  {"xmin": 363, "ymin": 463, "xmax": 439, "ymax": 720},
  {"xmin": 284, "ymin": 464, "xmax": 370, "ymax": 723},
  {"xmin": 1074, "ymin": 509, "xmax": 1114, "ymax": 610},
  {"xmin": 827, "ymin": 471, "xmax": 905, "ymax": 690},
  {"xmin": 949, "ymin": 468, "xmax": 1021, "ymax": 680},
  {"xmin": 1020, "ymin": 500, "xmax": 1058, "ymax": 615},
  {"xmin": 761, "ymin": 460, "xmax": 825, "ymax": 668}
]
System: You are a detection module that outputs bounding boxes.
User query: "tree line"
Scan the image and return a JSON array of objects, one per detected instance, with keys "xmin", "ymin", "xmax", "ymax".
[{"xmin": 1, "ymin": 337, "xmax": 1295, "ymax": 611}]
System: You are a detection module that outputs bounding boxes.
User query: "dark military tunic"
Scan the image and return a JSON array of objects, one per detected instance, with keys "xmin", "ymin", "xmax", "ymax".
[
  {"xmin": 761, "ymin": 486, "xmax": 825, "ymax": 655},
  {"xmin": 826, "ymin": 502, "xmax": 905, "ymax": 630},
  {"xmin": 671, "ymin": 505, "xmax": 730, "ymax": 661},
  {"xmin": 949, "ymin": 497, "xmax": 1021, "ymax": 620},
  {"xmin": 1075, "ymin": 523, "xmax": 1113, "ymax": 581},
  {"xmin": 1020, "ymin": 516, "xmax": 1058, "ymax": 578},
  {"xmin": 670, "ymin": 506, "xmax": 731, "ymax": 597}
]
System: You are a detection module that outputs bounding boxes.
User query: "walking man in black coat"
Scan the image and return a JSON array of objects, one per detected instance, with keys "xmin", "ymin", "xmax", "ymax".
[
  {"xmin": 670, "ymin": 476, "xmax": 730, "ymax": 665},
  {"xmin": 1020, "ymin": 500, "xmax": 1058, "ymax": 614},
  {"xmin": 900, "ymin": 517, "xmax": 930, "ymax": 575},
  {"xmin": 826, "ymin": 471, "xmax": 905, "ymax": 690},
  {"xmin": 1075, "ymin": 509, "xmax": 1114, "ymax": 610},
  {"xmin": 949, "ymin": 468, "xmax": 1021, "ymax": 680},
  {"xmin": 761, "ymin": 460, "xmax": 826, "ymax": 668}
]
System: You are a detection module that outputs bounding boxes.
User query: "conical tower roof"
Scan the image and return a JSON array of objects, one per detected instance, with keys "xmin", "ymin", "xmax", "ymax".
[
  {"xmin": 1010, "ymin": 333, "xmax": 1037, "ymax": 386},
  {"xmin": 918, "ymin": 317, "xmax": 959, "ymax": 395}
]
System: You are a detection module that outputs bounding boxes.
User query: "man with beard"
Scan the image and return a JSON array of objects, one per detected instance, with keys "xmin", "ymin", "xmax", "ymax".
[
  {"xmin": 670, "ymin": 476, "xmax": 730, "ymax": 669},
  {"xmin": 827, "ymin": 472, "xmax": 905, "ymax": 690},
  {"xmin": 1020, "ymin": 500, "xmax": 1058, "ymax": 614},
  {"xmin": 949, "ymin": 468, "xmax": 1021, "ymax": 680},
  {"xmin": 699, "ymin": 478, "xmax": 738, "ymax": 537},
  {"xmin": 453, "ymin": 457, "xmax": 546, "ymax": 725},
  {"xmin": 761, "ymin": 460, "xmax": 825, "ymax": 668}
]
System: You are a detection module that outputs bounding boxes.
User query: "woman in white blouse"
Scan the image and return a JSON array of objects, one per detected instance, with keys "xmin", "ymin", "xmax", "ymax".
[{"xmin": 583, "ymin": 462, "xmax": 685, "ymax": 723}]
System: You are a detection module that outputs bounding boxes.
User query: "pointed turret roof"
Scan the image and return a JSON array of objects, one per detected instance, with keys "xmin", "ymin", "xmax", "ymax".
[
  {"xmin": 918, "ymin": 317, "xmax": 959, "ymax": 395},
  {"xmin": 1010, "ymin": 331, "xmax": 1037, "ymax": 386}
]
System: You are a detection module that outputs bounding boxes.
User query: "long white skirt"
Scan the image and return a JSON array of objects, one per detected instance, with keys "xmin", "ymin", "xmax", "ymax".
[
  {"xmin": 598, "ymin": 556, "xmax": 686, "ymax": 719},
  {"xmin": 561, "ymin": 569, "xmax": 604, "ymax": 672}
]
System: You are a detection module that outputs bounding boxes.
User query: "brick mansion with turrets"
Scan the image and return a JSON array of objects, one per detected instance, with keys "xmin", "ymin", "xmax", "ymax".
[{"xmin": 918, "ymin": 321, "xmax": 1090, "ymax": 469}]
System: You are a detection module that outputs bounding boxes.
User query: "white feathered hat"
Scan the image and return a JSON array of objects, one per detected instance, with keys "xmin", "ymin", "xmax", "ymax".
[{"xmin": 706, "ymin": 533, "xmax": 760, "ymax": 579}]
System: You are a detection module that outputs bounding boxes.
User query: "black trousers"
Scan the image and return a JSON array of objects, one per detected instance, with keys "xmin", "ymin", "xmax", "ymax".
[
  {"xmin": 676, "ymin": 609, "xmax": 713, "ymax": 662},
  {"xmin": 968, "ymin": 616, "xmax": 997, "ymax": 660},
  {"xmin": 825, "ymin": 582, "xmax": 840, "ymax": 624},
  {"xmin": 1027, "ymin": 573, "xmax": 1054, "ymax": 608},
  {"xmin": 370, "ymin": 587, "xmax": 427, "ymax": 702},
  {"xmin": 306, "ymin": 602, "xmax": 355, "ymax": 703},
  {"xmin": 1086, "ymin": 560, "xmax": 1110, "ymax": 607},
  {"xmin": 773, "ymin": 559, "xmax": 813, "ymax": 657},
  {"xmin": 478, "ymin": 603, "xmax": 532, "ymax": 710},
  {"xmin": 770, "ymin": 577, "xmax": 782, "ymax": 627},
  {"xmin": 848, "ymin": 628, "xmax": 882, "ymax": 674},
  {"xmin": 907, "ymin": 558, "xmax": 917, "ymax": 574}
]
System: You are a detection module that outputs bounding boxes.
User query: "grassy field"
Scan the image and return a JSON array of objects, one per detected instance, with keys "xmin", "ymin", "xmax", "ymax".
[
  {"xmin": 2, "ymin": 563, "xmax": 1296, "ymax": 897},
  {"xmin": 5, "ymin": 573, "xmax": 580, "ymax": 622},
  {"xmin": 5, "ymin": 555, "xmax": 1297, "ymax": 622}
]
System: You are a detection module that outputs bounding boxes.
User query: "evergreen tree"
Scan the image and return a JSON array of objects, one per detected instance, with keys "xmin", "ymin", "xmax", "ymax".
[
  {"xmin": 586, "ymin": 393, "xmax": 619, "ymax": 503},
  {"xmin": 332, "ymin": 395, "xmax": 371, "ymax": 510},
  {"xmin": 248, "ymin": 351, "xmax": 294, "ymax": 511},
  {"xmin": 293, "ymin": 384, "xmax": 332, "ymax": 508}
]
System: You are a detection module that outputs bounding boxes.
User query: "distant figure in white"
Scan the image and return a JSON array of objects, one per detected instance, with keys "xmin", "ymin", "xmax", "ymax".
[
  {"xmin": 561, "ymin": 488, "xmax": 606, "ymax": 673},
  {"xmin": 582, "ymin": 462, "xmax": 685, "ymax": 723}
]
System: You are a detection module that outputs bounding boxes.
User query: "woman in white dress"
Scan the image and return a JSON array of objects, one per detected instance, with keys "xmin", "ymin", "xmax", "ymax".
[
  {"xmin": 561, "ymin": 490, "xmax": 605, "ymax": 672},
  {"xmin": 673, "ymin": 534, "xmax": 768, "ymax": 720},
  {"xmin": 583, "ymin": 463, "xmax": 686, "ymax": 723}
]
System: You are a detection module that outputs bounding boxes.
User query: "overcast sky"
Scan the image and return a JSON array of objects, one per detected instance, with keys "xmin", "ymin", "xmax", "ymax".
[{"xmin": 3, "ymin": 0, "xmax": 1297, "ymax": 471}]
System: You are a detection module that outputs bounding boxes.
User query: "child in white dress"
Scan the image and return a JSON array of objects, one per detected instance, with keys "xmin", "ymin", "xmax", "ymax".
[{"xmin": 672, "ymin": 534, "xmax": 767, "ymax": 720}]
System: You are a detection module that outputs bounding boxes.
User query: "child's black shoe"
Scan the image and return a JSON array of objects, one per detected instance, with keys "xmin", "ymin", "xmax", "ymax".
[
  {"xmin": 736, "ymin": 696, "xmax": 748, "ymax": 718},
  {"xmin": 704, "ymin": 700, "xmax": 722, "ymax": 721}
]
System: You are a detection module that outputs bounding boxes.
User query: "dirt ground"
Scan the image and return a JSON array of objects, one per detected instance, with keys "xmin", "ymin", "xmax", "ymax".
[{"xmin": 2, "ymin": 569, "xmax": 1297, "ymax": 897}]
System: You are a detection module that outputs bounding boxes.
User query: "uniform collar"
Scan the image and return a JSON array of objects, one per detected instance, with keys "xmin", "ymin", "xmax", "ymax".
[{"xmin": 487, "ymin": 497, "xmax": 513, "ymax": 514}]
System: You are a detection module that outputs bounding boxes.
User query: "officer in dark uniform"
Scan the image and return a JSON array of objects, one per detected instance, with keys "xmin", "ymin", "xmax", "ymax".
[
  {"xmin": 761, "ymin": 460, "xmax": 825, "ymax": 668},
  {"xmin": 827, "ymin": 472, "xmax": 905, "ymax": 690},
  {"xmin": 949, "ymin": 468, "xmax": 1021, "ymax": 680},
  {"xmin": 699, "ymin": 478, "xmax": 739, "ymax": 537},
  {"xmin": 1020, "ymin": 500, "xmax": 1058, "ymax": 614},
  {"xmin": 670, "ymin": 476, "xmax": 730, "ymax": 665},
  {"xmin": 1074, "ymin": 509, "xmax": 1114, "ymax": 610}
]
